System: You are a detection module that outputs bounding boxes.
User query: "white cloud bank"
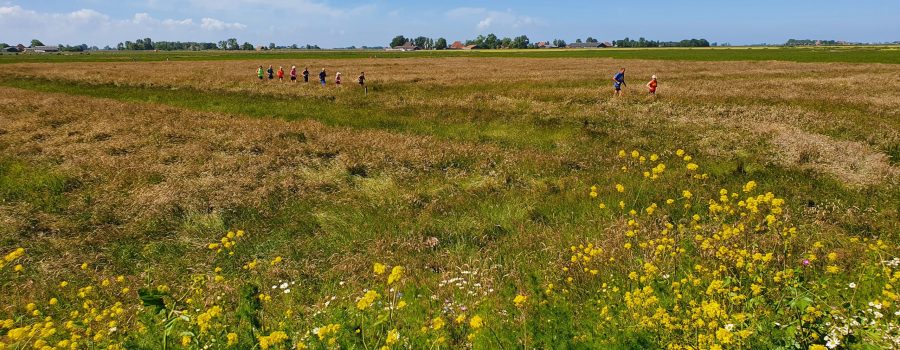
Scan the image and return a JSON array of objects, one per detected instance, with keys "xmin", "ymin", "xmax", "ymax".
[
  {"xmin": 0, "ymin": 5, "xmax": 246, "ymax": 46},
  {"xmin": 446, "ymin": 7, "xmax": 542, "ymax": 32}
]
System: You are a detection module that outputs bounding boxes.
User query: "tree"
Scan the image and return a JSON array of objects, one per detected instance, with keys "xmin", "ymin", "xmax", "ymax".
[
  {"xmin": 472, "ymin": 35, "xmax": 486, "ymax": 48},
  {"xmin": 484, "ymin": 33, "xmax": 499, "ymax": 49},
  {"xmin": 117, "ymin": 42, "xmax": 124, "ymax": 50},
  {"xmin": 0, "ymin": 43, "xmax": 7, "ymax": 48},
  {"xmin": 390, "ymin": 35, "xmax": 407, "ymax": 48},
  {"xmin": 30, "ymin": 39, "xmax": 44, "ymax": 47},
  {"xmin": 586, "ymin": 37, "xmax": 598, "ymax": 43},
  {"xmin": 435, "ymin": 38, "xmax": 448, "ymax": 50},
  {"xmin": 553, "ymin": 39, "xmax": 567, "ymax": 47},
  {"xmin": 500, "ymin": 37, "xmax": 512, "ymax": 48},
  {"xmin": 143, "ymin": 37, "xmax": 153, "ymax": 50},
  {"xmin": 413, "ymin": 36, "xmax": 429, "ymax": 49},
  {"xmin": 227, "ymin": 38, "xmax": 239, "ymax": 50},
  {"xmin": 575, "ymin": 38, "xmax": 583, "ymax": 43},
  {"xmin": 242, "ymin": 42, "xmax": 254, "ymax": 50},
  {"xmin": 511, "ymin": 35, "xmax": 530, "ymax": 49},
  {"xmin": 268, "ymin": 42, "xmax": 276, "ymax": 50}
]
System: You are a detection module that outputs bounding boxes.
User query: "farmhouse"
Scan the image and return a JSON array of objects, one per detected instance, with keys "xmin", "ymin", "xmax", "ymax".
[
  {"xmin": 391, "ymin": 42, "xmax": 421, "ymax": 51},
  {"xmin": 3, "ymin": 46, "xmax": 20, "ymax": 53},
  {"xmin": 449, "ymin": 41, "xmax": 465, "ymax": 50},
  {"xmin": 535, "ymin": 41, "xmax": 558, "ymax": 49},
  {"xmin": 25, "ymin": 45, "xmax": 60, "ymax": 53}
]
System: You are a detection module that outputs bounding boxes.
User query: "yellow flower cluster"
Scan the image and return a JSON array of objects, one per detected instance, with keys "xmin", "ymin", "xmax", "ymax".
[
  {"xmin": 1, "ymin": 247, "xmax": 24, "ymax": 272},
  {"xmin": 207, "ymin": 230, "xmax": 245, "ymax": 255},
  {"xmin": 357, "ymin": 290, "xmax": 380, "ymax": 310},
  {"xmin": 513, "ymin": 294, "xmax": 528, "ymax": 308},
  {"xmin": 315, "ymin": 323, "xmax": 340, "ymax": 340},
  {"xmin": 196, "ymin": 305, "xmax": 222, "ymax": 333},
  {"xmin": 258, "ymin": 331, "xmax": 289, "ymax": 349},
  {"xmin": 387, "ymin": 266, "xmax": 404, "ymax": 285}
]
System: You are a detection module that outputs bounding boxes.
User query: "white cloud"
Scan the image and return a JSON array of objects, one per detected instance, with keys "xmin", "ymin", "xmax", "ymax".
[
  {"xmin": 0, "ymin": 5, "xmax": 246, "ymax": 45},
  {"xmin": 446, "ymin": 7, "xmax": 541, "ymax": 32},
  {"xmin": 200, "ymin": 17, "xmax": 247, "ymax": 30}
]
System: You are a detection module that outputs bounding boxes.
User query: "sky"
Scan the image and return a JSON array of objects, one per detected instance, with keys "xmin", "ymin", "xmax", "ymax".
[{"xmin": 1, "ymin": 0, "xmax": 898, "ymax": 48}]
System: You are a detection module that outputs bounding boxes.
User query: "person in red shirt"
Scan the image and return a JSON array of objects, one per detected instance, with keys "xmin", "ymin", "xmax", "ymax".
[
  {"xmin": 277, "ymin": 66, "xmax": 285, "ymax": 82},
  {"xmin": 646, "ymin": 75, "xmax": 658, "ymax": 96}
]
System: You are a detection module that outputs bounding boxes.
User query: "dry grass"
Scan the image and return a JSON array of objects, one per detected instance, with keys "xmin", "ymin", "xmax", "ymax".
[
  {"xmin": 0, "ymin": 87, "xmax": 563, "ymax": 237},
  {"xmin": 3, "ymin": 58, "xmax": 897, "ymax": 187}
]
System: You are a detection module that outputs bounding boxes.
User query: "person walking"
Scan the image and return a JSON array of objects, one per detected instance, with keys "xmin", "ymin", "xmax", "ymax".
[
  {"xmin": 335, "ymin": 72, "xmax": 342, "ymax": 87},
  {"xmin": 267, "ymin": 65, "xmax": 274, "ymax": 80},
  {"xmin": 257, "ymin": 65, "xmax": 264, "ymax": 80},
  {"xmin": 290, "ymin": 66, "xmax": 297, "ymax": 82},
  {"xmin": 647, "ymin": 75, "xmax": 658, "ymax": 96},
  {"xmin": 319, "ymin": 68, "xmax": 327, "ymax": 87},
  {"xmin": 302, "ymin": 67, "xmax": 310, "ymax": 83},
  {"xmin": 276, "ymin": 66, "xmax": 285, "ymax": 82},
  {"xmin": 612, "ymin": 68, "xmax": 626, "ymax": 96},
  {"xmin": 358, "ymin": 71, "xmax": 367, "ymax": 95}
]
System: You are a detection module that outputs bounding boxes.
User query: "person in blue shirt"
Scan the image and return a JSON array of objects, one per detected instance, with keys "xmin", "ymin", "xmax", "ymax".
[
  {"xmin": 612, "ymin": 68, "xmax": 626, "ymax": 96},
  {"xmin": 319, "ymin": 68, "xmax": 327, "ymax": 87}
]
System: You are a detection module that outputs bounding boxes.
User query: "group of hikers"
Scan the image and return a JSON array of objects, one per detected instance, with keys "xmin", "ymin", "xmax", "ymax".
[
  {"xmin": 253, "ymin": 65, "xmax": 656, "ymax": 98},
  {"xmin": 256, "ymin": 65, "xmax": 367, "ymax": 93},
  {"xmin": 612, "ymin": 68, "xmax": 659, "ymax": 97}
]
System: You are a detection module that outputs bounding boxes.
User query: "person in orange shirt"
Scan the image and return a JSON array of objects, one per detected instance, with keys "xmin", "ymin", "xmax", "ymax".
[
  {"xmin": 646, "ymin": 75, "xmax": 658, "ymax": 97},
  {"xmin": 276, "ymin": 66, "xmax": 285, "ymax": 82}
]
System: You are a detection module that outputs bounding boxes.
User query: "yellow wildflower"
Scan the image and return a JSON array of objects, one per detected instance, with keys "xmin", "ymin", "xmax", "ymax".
[
  {"xmin": 387, "ymin": 266, "xmax": 404, "ymax": 285},
  {"xmin": 270, "ymin": 256, "xmax": 283, "ymax": 266},
  {"xmin": 357, "ymin": 290, "xmax": 380, "ymax": 310},
  {"xmin": 431, "ymin": 317, "xmax": 445, "ymax": 330},
  {"xmin": 513, "ymin": 294, "xmax": 527, "ymax": 308},
  {"xmin": 469, "ymin": 315, "xmax": 483, "ymax": 329},
  {"xmin": 373, "ymin": 262, "xmax": 386, "ymax": 275},
  {"xmin": 385, "ymin": 329, "xmax": 400, "ymax": 345},
  {"xmin": 455, "ymin": 314, "xmax": 466, "ymax": 324},
  {"xmin": 258, "ymin": 331, "xmax": 289, "ymax": 349}
]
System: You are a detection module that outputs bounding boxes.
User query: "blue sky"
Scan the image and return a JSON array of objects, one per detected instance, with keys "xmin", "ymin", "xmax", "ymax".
[{"xmin": 1, "ymin": 0, "xmax": 897, "ymax": 47}]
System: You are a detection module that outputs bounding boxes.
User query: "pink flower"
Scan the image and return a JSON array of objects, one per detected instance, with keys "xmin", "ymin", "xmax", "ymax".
[{"xmin": 802, "ymin": 259, "xmax": 810, "ymax": 266}]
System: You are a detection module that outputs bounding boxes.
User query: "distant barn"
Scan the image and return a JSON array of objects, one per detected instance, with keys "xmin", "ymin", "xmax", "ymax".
[
  {"xmin": 567, "ymin": 42, "xmax": 610, "ymax": 49},
  {"xmin": 25, "ymin": 45, "xmax": 60, "ymax": 53},
  {"xmin": 392, "ymin": 42, "xmax": 421, "ymax": 51}
]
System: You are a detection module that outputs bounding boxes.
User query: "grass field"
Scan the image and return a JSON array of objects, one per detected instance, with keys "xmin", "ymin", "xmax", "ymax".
[
  {"xmin": 2, "ymin": 46, "xmax": 900, "ymax": 64},
  {"xmin": 0, "ymin": 49, "xmax": 898, "ymax": 349}
]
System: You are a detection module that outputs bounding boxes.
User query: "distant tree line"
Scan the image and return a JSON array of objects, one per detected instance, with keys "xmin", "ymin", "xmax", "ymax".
[
  {"xmin": 613, "ymin": 37, "xmax": 711, "ymax": 47},
  {"xmin": 390, "ymin": 34, "xmax": 714, "ymax": 49},
  {"xmin": 113, "ymin": 38, "xmax": 320, "ymax": 51},
  {"xmin": 785, "ymin": 39, "xmax": 844, "ymax": 46},
  {"xmin": 1, "ymin": 39, "xmax": 99, "ymax": 52},
  {"xmin": 390, "ymin": 33, "xmax": 532, "ymax": 49}
]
